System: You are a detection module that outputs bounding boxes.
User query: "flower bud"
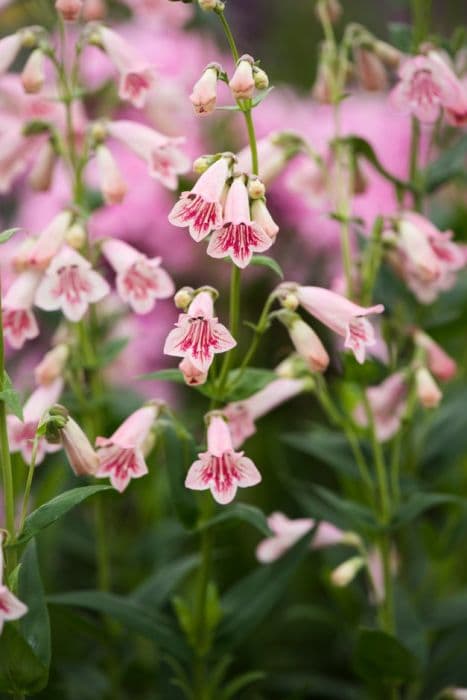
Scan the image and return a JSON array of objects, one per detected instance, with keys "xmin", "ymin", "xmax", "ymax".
[
  {"xmin": 330, "ymin": 556, "xmax": 365, "ymax": 587},
  {"xmin": 416, "ymin": 367, "xmax": 442, "ymax": 408},
  {"xmin": 198, "ymin": 0, "xmax": 221, "ymax": 11},
  {"xmin": 96, "ymin": 145, "xmax": 127, "ymax": 205},
  {"xmin": 89, "ymin": 121, "xmax": 107, "ymax": 145},
  {"xmin": 190, "ymin": 64, "xmax": 220, "ymax": 116},
  {"xmin": 174, "ymin": 286, "xmax": 195, "ymax": 310},
  {"xmin": 21, "ymin": 49, "xmax": 45, "ymax": 94},
  {"xmin": 179, "ymin": 357, "xmax": 208, "ymax": 386},
  {"xmin": 65, "ymin": 222, "xmax": 86, "ymax": 249},
  {"xmin": 55, "ymin": 0, "xmax": 83, "ymax": 21},
  {"xmin": 413, "ymin": 330, "xmax": 457, "ymax": 382},
  {"xmin": 229, "ymin": 55, "xmax": 255, "ymax": 101},
  {"xmin": 251, "ymin": 198, "xmax": 279, "ymax": 239},
  {"xmin": 60, "ymin": 415, "xmax": 100, "ymax": 476},
  {"xmin": 83, "ymin": 0, "xmax": 106, "ymax": 20},
  {"xmin": 253, "ymin": 66, "xmax": 269, "ymax": 90},
  {"xmin": 354, "ymin": 47, "xmax": 388, "ymax": 91},
  {"xmin": 29, "ymin": 140, "xmax": 56, "ymax": 191},
  {"xmin": 247, "ymin": 177, "xmax": 265, "ymax": 199},
  {"xmin": 192, "ymin": 155, "xmax": 216, "ymax": 174},
  {"xmin": 288, "ymin": 317, "xmax": 330, "ymax": 373},
  {"xmin": 34, "ymin": 344, "xmax": 69, "ymax": 386}
]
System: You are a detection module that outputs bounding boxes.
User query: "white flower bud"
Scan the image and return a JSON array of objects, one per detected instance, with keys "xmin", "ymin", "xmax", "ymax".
[
  {"xmin": 174, "ymin": 287, "xmax": 195, "ymax": 310},
  {"xmin": 247, "ymin": 177, "xmax": 266, "ymax": 199},
  {"xmin": 65, "ymin": 222, "xmax": 86, "ymax": 249},
  {"xmin": 253, "ymin": 66, "xmax": 269, "ymax": 90},
  {"xmin": 330, "ymin": 556, "xmax": 365, "ymax": 587}
]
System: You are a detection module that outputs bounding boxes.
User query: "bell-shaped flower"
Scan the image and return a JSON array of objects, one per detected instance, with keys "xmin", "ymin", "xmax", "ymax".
[
  {"xmin": 2, "ymin": 270, "xmax": 41, "ymax": 349},
  {"xmin": 95, "ymin": 404, "xmax": 158, "ymax": 492},
  {"xmin": 354, "ymin": 371, "xmax": 408, "ymax": 442},
  {"xmin": 190, "ymin": 64, "xmax": 220, "ymax": 116},
  {"xmin": 224, "ymin": 377, "xmax": 306, "ymax": 448},
  {"xmin": 96, "ymin": 145, "xmax": 127, "ymax": 205},
  {"xmin": 0, "ymin": 539, "xmax": 28, "ymax": 635},
  {"xmin": 98, "ymin": 26, "xmax": 156, "ymax": 108},
  {"xmin": 164, "ymin": 291, "xmax": 235, "ymax": 372},
  {"xmin": 35, "ymin": 246, "xmax": 110, "ymax": 322},
  {"xmin": 207, "ymin": 177, "xmax": 272, "ymax": 268},
  {"xmin": 229, "ymin": 55, "xmax": 255, "ymax": 100},
  {"xmin": 413, "ymin": 329, "xmax": 456, "ymax": 381},
  {"xmin": 107, "ymin": 120, "xmax": 189, "ymax": 190},
  {"xmin": 168, "ymin": 155, "xmax": 232, "ymax": 241},
  {"xmin": 295, "ymin": 285, "xmax": 384, "ymax": 363},
  {"xmin": 14, "ymin": 211, "xmax": 72, "ymax": 271},
  {"xmin": 101, "ymin": 239, "xmax": 174, "ymax": 314},
  {"xmin": 60, "ymin": 415, "xmax": 99, "ymax": 477},
  {"xmin": 185, "ymin": 414, "xmax": 261, "ymax": 504},
  {"xmin": 7, "ymin": 378, "xmax": 63, "ymax": 465}
]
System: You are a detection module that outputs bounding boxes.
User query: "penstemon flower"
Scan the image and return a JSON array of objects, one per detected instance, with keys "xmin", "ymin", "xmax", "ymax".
[
  {"xmin": 179, "ymin": 356, "xmax": 208, "ymax": 386},
  {"xmin": 2, "ymin": 269, "xmax": 42, "ymax": 349},
  {"xmin": 0, "ymin": 33, "xmax": 23, "ymax": 76},
  {"xmin": 353, "ymin": 371, "xmax": 408, "ymax": 442},
  {"xmin": 229, "ymin": 55, "xmax": 255, "ymax": 101},
  {"xmin": 35, "ymin": 246, "xmax": 110, "ymax": 322},
  {"xmin": 14, "ymin": 211, "xmax": 73, "ymax": 272},
  {"xmin": 185, "ymin": 413, "xmax": 261, "ymax": 504},
  {"xmin": 285, "ymin": 316, "xmax": 330, "ymax": 373},
  {"xmin": 95, "ymin": 404, "xmax": 158, "ymax": 492},
  {"xmin": 413, "ymin": 329, "xmax": 457, "ymax": 381},
  {"xmin": 207, "ymin": 176, "xmax": 273, "ymax": 268},
  {"xmin": 164, "ymin": 290, "xmax": 235, "ymax": 372},
  {"xmin": 55, "ymin": 0, "xmax": 83, "ymax": 21},
  {"xmin": 101, "ymin": 239, "xmax": 174, "ymax": 314},
  {"xmin": 190, "ymin": 63, "xmax": 220, "ymax": 116},
  {"xmin": 21, "ymin": 49, "xmax": 45, "ymax": 94},
  {"xmin": 96, "ymin": 145, "xmax": 127, "ymax": 205}
]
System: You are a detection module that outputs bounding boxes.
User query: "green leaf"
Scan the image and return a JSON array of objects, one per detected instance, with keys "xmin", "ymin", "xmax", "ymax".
[
  {"xmin": 354, "ymin": 628, "xmax": 420, "ymax": 684},
  {"xmin": 138, "ymin": 368, "xmax": 186, "ymax": 383},
  {"xmin": 0, "ymin": 227, "xmax": 20, "ymax": 244},
  {"xmin": 225, "ymin": 368, "xmax": 276, "ymax": 401},
  {"xmin": 337, "ymin": 136, "xmax": 416, "ymax": 193},
  {"xmin": 295, "ymin": 484, "xmax": 378, "ymax": 535},
  {"xmin": 282, "ymin": 426, "xmax": 359, "ymax": 478},
  {"xmin": 95, "ymin": 337, "xmax": 129, "ymax": 368},
  {"xmin": 198, "ymin": 504, "xmax": 272, "ymax": 537},
  {"xmin": 0, "ymin": 370, "xmax": 23, "ymax": 420},
  {"xmin": 220, "ymin": 671, "xmax": 266, "ymax": 699},
  {"xmin": 131, "ymin": 554, "xmax": 200, "ymax": 608},
  {"xmin": 157, "ymin": 419, "xmax": 198, "ymax": 529},
  {"xmin": 391, "ymin": 492, "xmax": 463, "ymax": 529},
  {"xmin": 252, "ymin": 86, "xmax": 274, "ymax": 107},
  {"xmin": 0, "ymin": 624, "xmax": 48, "ymax": 694},
  {"xmin": 19, "ymin": 541, "xmax": 51, "ymax": 671},
  {"xmin": 424, "ymin": 133, "xmax": 467, "ymax": 192},
  {"xmin": 217, "ymin": 528, "xmax": 314, "ymax": 648},
  {"xmin": 426, "ymin": 592, "xmax": 467, "ymax": 629},
  {"xmin": 48, "ymin": 590, "xmax": 189, "ymax": 660},
  {"xmin": 15, "ymin": 485, "xmax": 113, "ymax": 547},
  {"xmin": 249, "ymin": 255, "xmax": 284, "ymax": 279}
]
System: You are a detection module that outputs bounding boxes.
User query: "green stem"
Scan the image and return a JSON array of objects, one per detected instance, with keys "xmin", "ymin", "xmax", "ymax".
[
  {"xmin": 18, "ymin": 437, "xmax": 39, "ymax": 535},
  {"xmin": 217, "ymin": 10, "xmax": 239, "ymax": 62},
  {"xmin": 362, "ymin": 394, "xmax": 390, "ymax": 522},
  {"xmin": 244, "ymin": 109, "xmax": 259, "ymax": 175},
  {"xmin": 409, "ymin": 117, "xmax": 422, "ymax": 212}
]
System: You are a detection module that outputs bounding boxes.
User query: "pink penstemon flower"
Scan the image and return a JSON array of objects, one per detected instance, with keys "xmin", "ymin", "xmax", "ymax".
[
  {"xmin": 7, "ymin": 378, "xmax": 64, "ymax": 465},
  {"xmin": 292, "ymin": 285, "xmax": 384, "ymax": 364},
  {"xmin": 2, "ymin": 269, "xmax": 42, "ymax": 349},
  {"xmin": 178, "ymin": 357, "xmax": 208, "ymax": 386},
  {"xmin": 168, "ymin": 155, "xmax": 233, "ymax": 241},
  {"xmin": 250, "ymin": 198, "xmax": 279, "ymax": 240},
  {"xmin": 29, "ymin": 140, "xmax": 57, "ymax": 192},
  {"xmin": 59, "ymin": 414, "xmax": 100, "ymax": 477},
  {"xmin": 95, "ymin": 404, "xmax": 158, "ymax": 492},
  {"xmin": 13, "ymin": 211, "xmax": 73, "ymax": 272},
  {"xmin": 413, "ymin": 329, "xmax": 457, "ymax": 381},
  {"xmin": 107, "ymin": 120, "xmax": 189, "ymax": 190},
  {"xmin": 353, "ymin": 371, "xmax": 408, "ymax": 442},
  {"xmin": 0, "ymin": 536, "xmax": 28, "ymax": 635},
  {"xmin": 96, "ymin": 26, "xmax": 156, "ymax": 108},
  {"xmin": 224, "ymin": 377, "xmax": 307, "ymax": 448},
  {"xmin": 164, "ymin": 290, "xmax": 235, "ymax": 373},
  {"xmin": 55, "ymin": 0, "xmax": 83, "ymax": 21},
  {"xmin": 229, "ymin": 55, "xmax": 255, "ymax": 101},
  {"xmin": 207, "ymin": 176, "xmax": 273, "ymax": 268},
  {"xmin": 190, "ymin": 63, "xmax": 220, "ymax": 116},
  {"xmin": 0, "ymin": 33, "xmax": 23, "ymax": 76},
  {"xmin": 286, "ymin": 316, "xmax": 330, "ymax": 373},
  {"xmin": 96, "ymin": 144, "xmax": 127, "ymax": 205},
  {"xmin": 185, "ymin": 413, "xmax": 261, "ymax": 505},
  {"xmin": 101, "ymin": 238, "xmax": 174, "ymax": 314},
  {"xmin": 35, "ymin": 246, "xmax": 110, "ymax": 322}
]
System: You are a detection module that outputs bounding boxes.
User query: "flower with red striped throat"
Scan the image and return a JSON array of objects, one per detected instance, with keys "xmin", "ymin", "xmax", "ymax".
[
  {"xmin": 185, "ymin": 413, "xmax": 261, "ymax": 504},
  {"xmin": 2, "ymin": 270, "xmax": 41, "ymax": 349},
  {"xmin": 168, "ymin": 154, "xmax": 234, "ymax": 241},
  {"xmin": 207, "ymin": 175, "xmax": 273, "ymax": 268},
  {"xmin": 164, "ymin": 290, "xmax": 236, "ymax": 373},
  {"xmin": 102, "ymin": 239, "xmax": 174, "ymax": 314},
  {"xmin": 95, "ymin": 404, "xmax": 159, "ymax": 492},
  {"xmin": 35, "ymin": 246, "xmax": 110, "ymax": 322}
]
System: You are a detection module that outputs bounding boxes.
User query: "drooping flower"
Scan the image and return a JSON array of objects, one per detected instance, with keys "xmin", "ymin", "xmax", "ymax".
[
  {"xmin": 229, "ymin": 55, "xmax": 255, "ymax": 101},
  {"xmin": 34, "ymin": 344, "xmax": 69, "ymax": 386},
  {"xmin": 179, "ymin": 356, "xmax": 208, "ymax": 386},
  {"xmin": 7, "ymin": 378, "xmax": 63, "ymax": 465},
  {"xmin": 224, "ymin": 377, "xmax": 307, "ymax": 448},
  {"xmin": 185, "ymin": 414, "xmax": 261, "ymax": 504},
  {"xmin": 416, "ymin": 367, "xmax": 442, "ymax": 408},
  {"xmin": 95, "ymin": 404, "xmax": 158, "ymax": 492},
  {"xmin": 287, "ymin": 317, "xmax": 330, "ymax": 373},
  {"xmin": 35, "ymin": 246, "xmax": 110, "ymax": 322},
  {"xmin": 354, "ymin": 48, "xmax": 388, "ymax": 91},
  {"xmin": 0, "ymin": 537, "xmax": 28, "ymax": 635},
  {"xmin": 2, "ymin": 270, "xmax": 41, "ymax": 349},
  {"xmin": 60, "ymin": 415, "xmax": 99, "ymax": 477},
  {"xmin": 97, "ymin": 26, "xmax": 156, "ymax": 108},
  {"xmin": 295, "ymin": 285, "xmax": 384, "ymax": 363},
  {"xmin": 168, "ymin": 155, "xmax": 232, "ymax": 241},
  {"xmin": 107, "ymin": 120, "xmax": 189, "ymax": 190},
  {"xmin": 207, "ymin": 176, "xmax": 272, "ymax": 268},
  {"xmin": 353, "ymin": 371, "xmax": 408, "ymax": 442},
  {"xmin": 190, "ymin": 63, "xmax": 220, "ymax": 116},
  {"xmin": 164, "ymin": 290, "xmax": 235, "ymax": 372},
  {"xmin": 13, "ymin": 211, "xmax": 72, "ymax": 271},
  {"xmin": 96, "ymin": 144, "xmax": 127, "ymax": 205},
  {"xmin": 413, "ymin": 329, "xmax": 457, "ymax": 381},
  {"xmin": 101, "ymin": 238, "xmax": 174, "ymax": 314}
]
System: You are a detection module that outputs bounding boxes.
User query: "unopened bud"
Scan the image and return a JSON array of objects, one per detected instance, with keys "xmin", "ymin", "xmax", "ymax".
[
  {"xmin": 288, "ymin": 317, "xmax": 330, "ymax": 373},
  {"xmin": 174, "ymin": 286, "xmax": 195, "ymax": 310},
  {"xmin": 35, "ymin": 344, "xmax": 69, "ymax": 386},
  {"xmin": 416, "ymin": 367, "xmax": 442, "ymax": 408},
  {"xmin": 251, "ymin": 198, "xmax": 279, "ymax": 239},
  {"xmin": 179, "ymin": 357, "xmax": 208, "ymax": 386},
  {"xmin": 315, "ymin": 0, "xmax": 342, "ymax": 25},
  {"xmin": 253, "ymin": 66, "xmax": 269, "ymax": 91},
  {"xmin": 247, "ymin": 177, "xmax": 265, "ymax": 199},
  {"xmin": 190, "ymin": 64, "xmax": 220, "ymax": 116},
  {"xmin": 20, "ymin": 29, "xmax": 38, "ymax": 50},
  {"xmin": 55, "ymin": 0, "xmax": 83, "ymax": 21},
  {"xmin": 61, "ymin": 415, "xmax": 100, "ymax": 476},
  {"xmin": 330, "ymin": 556, "xmax": 365, "ymax": 587},
  {"xmin": 281, "ymin": 293, "xmax": 299, "ymax": 312},
  {"xmin": 21, "ymin": 49, "xmax": 45, "ymax": 94},
  {"xmin": 193, "ymin": 155, "xmax": 216, "ymax": 174},
  {"xmin": 66, "ymin": 222, "xmax": 86, "ymax": 249},
  {"xmin": 198, "ymin": 0, "xmax": 220, "ymax": 10},
  {"xmin": 89, "ymin": 121, "xmax": 107, "ymax": 145},
  {"xmin": 83, "ymin": 0, "xmax": 106, "ymax": 21},
  {"xmin": 229, "ymin": 55, "xmax": 255, "ymax": 101},
  {"xmin": 29, "ymin": 140, "xmax": 56, "ymax": 191},
  {"xmin": 354, "ymin": 47, "xmax": 388, "ymax": 91}
]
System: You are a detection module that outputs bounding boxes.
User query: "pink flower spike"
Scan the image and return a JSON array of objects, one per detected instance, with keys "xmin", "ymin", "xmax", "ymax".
[
  {"xmin": 354, "ymin": 372, "xmax": 408, "ymax": 442},
  {"xmin": 190, "ymin": 65, "xmax": 219, "ymax": 116},
  {"xmin": 98, "ymin": 26, "xmax": 156, "ymax": 108},
  {"xmin": 107, "ymin": 120, "xmax": 189, "ymax": 190},
  {"xmin": 96, "ymin": 145, "xmax": 127, "ymax": 205},
  {"xmin": 207, "ymin": 177, "xmax": 272, "ymax": 268},
  {"xmin": 95, "ymin": 405, "xmax": 158, "ymax": 492},
  {"xmin": 164, "ymin": 291, "xmax": 235, "ymax": 372},
  {"xmin": 413, "ymin": 330, "xmax": 457, "ymax": 381},
  {"xmin": 229, "ymin": 56, "xmax": 255, "ymax": 101},
  {"xmin": 61, "ymin": 416, "xmax": 99, "ymax": 477},
  {"xmin": 0, "ymin": 34, "xmax": 22, "ymax": 76},
  {"xmin": 7, "ymin": 378, "xmax": 63, "ymax": 465},
  {"xmin": 179, "ymin": 357, "xmax": 208, "ymax": 386},
  {"xmin": 101, "ymin": 239, "xmax": 174, "ymax": 314},
  {"xmin": 185, "ymin": 414, "xmax": 261, "ymax": 505},
  {"xmin": 296, "ymin": 286, "xmax": 384, "ymax": 364},
  {"xmin": 16, "ymin": 211, "xmax": 72, "ymax": 271},
  {"xmin": 35, "ymin": 246, "xmax": 110, "ymax": 322},
  {"xmin": 55, "ymin": 0, "xmax": 83, "ymax": 20},
  {"xmin": 168, "ymin": 156, "xmax": 232, "ymax": 241},
  {"xmin": 3, "ymin": 270, "xmax": 42, "ymax": 349},
  {"xmin": 21, "ymin": 50, "xmax": 45, "ymax": 94}
]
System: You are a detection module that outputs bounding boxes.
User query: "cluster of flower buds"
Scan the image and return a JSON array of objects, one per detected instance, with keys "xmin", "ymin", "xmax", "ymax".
[{"xmin": 169, "ymin": 154, "xmax": 278, "ymax": 267}]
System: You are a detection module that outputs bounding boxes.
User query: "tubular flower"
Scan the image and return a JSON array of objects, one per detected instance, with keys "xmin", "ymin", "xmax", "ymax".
[
  {"xmin": 168, "ymin": 155, "xmax": 232, "ymax": 241},
  {"xmin": 60, "ymin": 415, "xmax": 99, "ymax": 477},
  {"xmin": 13, "ymin": 211, "xmax": 73, "ymax": 271},
  {"xmin": 164, "ymin": 291, "xmax": 235, "ymax": 372},
  {"xmin": 251, "ymin": 198, "xmax": 279, "ymax": 239},
  {"xmin": 353, "ymin": 371, "xmax": 408, "ymax": 442},
  {"xmin": 107, "ymin": 120, "xmax": 189, "ymax": 190},
  {"xmin": 207, "ymin": 176, "xmax": 272, "ymax": 268},
  {"xmin": 35, "ymin": 246, "xmax": 110, "ymax": 322},
  {"xmin": 95, "ymin": 404, "xmax": 158, "ymax": 492},
  {"xmin": 413, "ymin": 329, "xmax": 457, "ymax": 381},
  {"xmin": 224, "ymin": 377, "xmax": 306, "ymax": 448},
  {"xmin": 185, "ymin": 414, "xmax": 261, "ymax": 505},
  {"xmin": 287, "ymin": 317, "xmax": 330, "ymax": 373},
  {"xmin": 0, "ymin": 539, "xmax": 28, "ymax": 636},
  {"xmin": 97, "ymin": 26, "xmax": 156, "ymax": 108},
  {"xmin": 96, "ymin": 145, "xmax": 127, "ymax": 205},
  {"xmin": 2, "ymin": 270, "xmax": 42, "ymax": 349},
  {"xmin": 190, "ymin": 64, "xmax": 220, "ymax": 116},
  {"xmin": 55, "ymin": 0, "xmax": 83, "ymax": 20},
  {"xmin": 295, "ymin": 285, "xmax": 384, "ymax": 363},
  {"xmin": 101, "ymin": 239, "xmax": 174, "ymax": 314},
  {"xmin": 7, "ymin": 378, "xmax": 63, "ymax": 465}
]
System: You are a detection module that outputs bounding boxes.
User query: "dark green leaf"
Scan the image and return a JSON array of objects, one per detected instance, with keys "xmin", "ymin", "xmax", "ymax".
[
  {"xmin": 95, "ymin": 337, "xmax": 129, "ymax": 368},
  {"xmin": 354, "ymin": 628, "xmax": 420, "ymax": 684},
  {"xmin": 0, "ymin": 227, "xmax": 20, "ymax": 244},
  {"xmin": 424, "ymin": 133, "xmax": 467, "ymax": 192},
  {"xmin": 157, "ymin": 419, "xmax": 198, "ymax": 529},
  {"xmin": 0, "ymin": 625, "xmax": 48, "ymax": 694},
  {"xmin": 0, "ymin": 370, "xmax": 23, "ymax": 420},
  {"xmin": 220, "ymin": 671, "xmax": 266, "ymax": 699},
  {"xmin": 282, "ymin": 426, "xmax": 359, "ymax": 478},
  {"xmin": 19, "ymin": 541, "xmax": 51, "ymax": 670},
  {"xmin": 15, "ymin": 486, "xmax": 113, "ymax": 546},
  {"xmin": 131, "ymin": 554, "xmax": 200, "ymax": 608},
  {"xmin": 392, "ymin": 492, "xmax": 463, "ymax": 529},
  {"xmin": 225, "ymin": 368, "xmax": 276, "ymax": 401},
  {"xmin": 296, "ymin": 484, "xmax": 378, "ymax": 535},
  {"xmin": 198, "ymin": 504, "xmax": 272, "ymax": 537},
  {"xmin": 427, "ymin": 592, "xmax": 467, "ymax": 629},
  {"xmin": 249, "ymin": 255, "xmax": 284, "ymax": 279},
  {"xmin": 137, "ymin": 368, "xmax": 186, "ymax": 383}
]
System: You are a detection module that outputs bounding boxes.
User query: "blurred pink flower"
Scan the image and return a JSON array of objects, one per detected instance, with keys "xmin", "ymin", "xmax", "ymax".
[
  {"xmin": 3, "ymin": 270, "xmax": 41, "ymax": 349},
  {"xmin": 354, "ymin": 371, "xmax": 408, "ymax": 442},
  {"xmin": 413, "ymin": 330, "xmax": 457, "ymax": 381}
]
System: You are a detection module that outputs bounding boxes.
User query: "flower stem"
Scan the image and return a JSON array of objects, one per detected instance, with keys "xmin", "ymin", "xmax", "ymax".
[{"xmin": 18, "ymin": 437, "xmax": 39, "ymax": 535}]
